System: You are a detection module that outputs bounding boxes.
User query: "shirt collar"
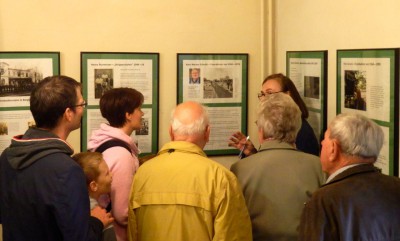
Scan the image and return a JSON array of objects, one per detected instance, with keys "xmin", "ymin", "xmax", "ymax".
[{"xmin": 326, "ymin": 163, "xmax": 364, "ymax": 183}]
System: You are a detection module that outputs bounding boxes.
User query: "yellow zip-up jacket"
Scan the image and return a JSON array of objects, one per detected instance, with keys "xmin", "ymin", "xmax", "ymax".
[{"xmin": 128, "ymin": 141, "xmax": 252, "ymax": 241}]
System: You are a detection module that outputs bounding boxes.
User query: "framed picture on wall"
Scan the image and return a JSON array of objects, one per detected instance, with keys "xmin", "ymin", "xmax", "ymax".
[
  {"xmin": 177, "ymin": 53, "xmax": 248, "ymax": 156},
  {"xmin": 286, "ymin": 50, "xmax": 328, "ymax": 142},
  {"xmin": 0, "ymin": 51, "xmax": 60, "ymax": 153},
  {"xmin": 80, "ymin": 52, "xmax": 159, "ymax": 157},
  {"xmin": 0, "ymin": 51, "xmax": 60, "ymax": 109},
  {"xmin": 337, "ymin": 48, "xmax": 399, "ymax": 176}
]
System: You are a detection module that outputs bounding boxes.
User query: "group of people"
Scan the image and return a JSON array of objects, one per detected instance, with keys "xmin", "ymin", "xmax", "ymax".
[{"xmin": 0, "ymin": 73, "xmax": 399, "ymax": 241}]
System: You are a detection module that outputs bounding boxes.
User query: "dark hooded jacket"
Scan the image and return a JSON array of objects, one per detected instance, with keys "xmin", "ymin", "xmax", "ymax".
[{"xmin": 0, "ymin": 128, "xmax": 103, "ymax": 241}]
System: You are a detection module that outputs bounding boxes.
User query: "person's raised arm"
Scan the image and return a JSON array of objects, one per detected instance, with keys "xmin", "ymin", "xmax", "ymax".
[{"xmin": 228, "ymin": 131, "xmax": 257, "ymax": 157}]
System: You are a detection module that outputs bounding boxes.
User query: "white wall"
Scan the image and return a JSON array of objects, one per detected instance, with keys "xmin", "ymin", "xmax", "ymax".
[{"xmin": 0, "ymin": 0, "xmax": 263, "ymax": 168}]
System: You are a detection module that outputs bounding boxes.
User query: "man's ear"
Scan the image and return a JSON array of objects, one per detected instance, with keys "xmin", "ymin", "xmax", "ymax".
[
  {"xmin": 169, "ymin": 125, "xmax": 174, "ymax": 141},
  {"xmin": 204, "ymin": 125, "xmax": 211, "ymax": 143},
  {"xmin": 89, "ymin": 180, "xmax": 98, "ymax": 192},
  {"xmin": 329, "ymin": 139, "xmax": 340, "ymax": 162},
  {"xmin": 258, "ymin": 128, "xmax": 264, "ymax": 144},
  {"xmin": 64, "ymin": 107, "xmax": 74, "ymax": 122}
]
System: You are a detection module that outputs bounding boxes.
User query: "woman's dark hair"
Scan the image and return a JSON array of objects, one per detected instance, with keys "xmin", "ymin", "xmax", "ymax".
[
  {"xmin": 100, "ymin": 88, "xmax": 144, "ymax": 127},
  {"xmin": 30, "ymin": 75, "xmax": 80, "ymax": 129},
  {"xmin": 263, "ymin": 73, "xmax": 309, "ymax": 118}
]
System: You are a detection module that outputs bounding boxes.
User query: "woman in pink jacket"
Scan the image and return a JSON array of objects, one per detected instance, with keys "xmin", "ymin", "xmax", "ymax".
[{"xmin": 88, "ymin": 88, "xmax": 143, "ymax": 241}]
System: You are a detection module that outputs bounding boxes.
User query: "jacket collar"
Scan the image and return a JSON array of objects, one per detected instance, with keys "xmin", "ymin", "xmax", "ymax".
[
  {"xmin": 323, "ymin": 164, "xmax": 379, "ymax": 187},
  {"xmin": 158, "ymin": 141, "xmax": 207, "ymax": 157},
  {"xmin": 6, "ymin": 127, "xmax": 74, "ymax": 170},
  {"xmin": 258, "ymin": 140, "xmax": 297, "ymax": 152}
]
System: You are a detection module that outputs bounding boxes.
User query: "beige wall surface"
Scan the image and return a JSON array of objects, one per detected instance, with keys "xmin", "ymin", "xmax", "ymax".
[
  {"xmin": 2, "ymin": 0, "xmax": 400, "ymax": 238},
  {"xmin": 0, "ymin": 0, "xmax": 263, "ymax": 168},
  {"xmin": 274, "ymin": 0, "xmax": 400, "ymax": 124},
  {"xmin": 274, "ymin": 0, "xmax": 400, "ymax": 177}
]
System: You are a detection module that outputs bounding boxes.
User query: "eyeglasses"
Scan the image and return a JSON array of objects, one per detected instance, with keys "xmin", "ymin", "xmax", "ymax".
[
  {"xmin": 257, "ymin": 91, "xmax": 284, "ymax": 100},
  {"xmin": 72, "ymin": 101, "xmax": 87, "ymax": 109}
]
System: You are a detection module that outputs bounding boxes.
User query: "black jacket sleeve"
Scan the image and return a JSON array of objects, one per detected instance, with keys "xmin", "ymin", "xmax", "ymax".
[{"xmin": 89, "ymin": 216, "xmax": 104, "ymax": 241}]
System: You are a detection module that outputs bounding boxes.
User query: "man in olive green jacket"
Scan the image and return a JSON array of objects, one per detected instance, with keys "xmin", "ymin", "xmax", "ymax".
[{"xmin": 128, "ymin": 101, "xmax": 252, "ymax": 241}]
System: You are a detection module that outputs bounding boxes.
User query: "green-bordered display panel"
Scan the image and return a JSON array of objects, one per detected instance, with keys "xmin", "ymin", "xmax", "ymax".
[
  {"xmin": 177, "ymin": 53, "xmax": 248, "ymax": 156},
  {"xmin": 337, "ymin": 48, "xmax": 399, "ymax": 176},
  {"xmin": 81, "ymin": 52, "xmax": 159, "ymax": 157},
  {"xmin": 286, "ymin": 50, "xmax": 328, "ymax": 142},
  {"xmin": 0, "ymin": 51, "xmax": 60, "ymax": 153}
]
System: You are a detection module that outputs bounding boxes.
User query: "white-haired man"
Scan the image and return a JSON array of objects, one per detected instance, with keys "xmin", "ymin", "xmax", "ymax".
[
  {"xmin": 298, "ymin": 113, "xmax": 400, "ymax": 240},
  {"xmin": 128, "ymin": 101, "xmax": 252, "ymax": 241}
]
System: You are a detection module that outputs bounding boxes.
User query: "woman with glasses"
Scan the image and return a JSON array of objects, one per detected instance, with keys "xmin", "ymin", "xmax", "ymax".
[{"xmin": 229, "ymin": 73, "xmax": 320, "ymax": 157}]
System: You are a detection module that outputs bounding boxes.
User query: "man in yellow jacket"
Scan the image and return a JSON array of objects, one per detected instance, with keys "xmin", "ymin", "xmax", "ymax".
[{"xmin": 128, "ymin": 101, "xmax": 252, "ymax": 241}]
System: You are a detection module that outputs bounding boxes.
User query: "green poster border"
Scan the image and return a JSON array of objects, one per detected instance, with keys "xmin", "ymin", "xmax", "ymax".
[
  {"xmin": 336, "ymin": 48, "xmax": 399, "ymax": 176},
  {"xmin": 177, "ymin": 53, "xmax": 248, "ymax": 156},
  {"xmin": 0, "ymin": 51, "xmax": 60, "ymax": 111},
  {"xmin": 80, "ymin": 52, "xmax": 159, "ymax": 157},
  {"xmin": 286, "ymin": 50, "xmax": 328, "ymax": 142}
]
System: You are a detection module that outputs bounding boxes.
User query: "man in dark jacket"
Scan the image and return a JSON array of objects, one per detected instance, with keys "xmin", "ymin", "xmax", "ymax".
[
  {"xmin": 0, "ymin": 75, "xmax": 113, "ymax": 241},
  {"xmin": 298, "ymin": 113, "xmax": 400, "ymax": 241}
]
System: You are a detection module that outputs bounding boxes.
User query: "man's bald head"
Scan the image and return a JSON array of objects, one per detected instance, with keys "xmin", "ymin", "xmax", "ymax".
[{"xmin": 169, "ymin": 101, "xmax": 210, "ymax": 148}]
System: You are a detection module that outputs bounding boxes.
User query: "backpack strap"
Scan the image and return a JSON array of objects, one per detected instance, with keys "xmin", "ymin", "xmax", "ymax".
[
  {"xmin": 95, "ymin": 139, "xmax": 131, "ymax": 153},
  {"xmin": 94, "ymin": 139, "xmax": 131, "ymax": 213}
]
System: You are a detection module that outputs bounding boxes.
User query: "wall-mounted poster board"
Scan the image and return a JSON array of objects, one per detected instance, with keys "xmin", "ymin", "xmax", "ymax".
[
  {"xmin": 286, "ymin": 51, "xmax": 328, "ymax": 142},
  {"xmin": 337, "ymin": 48, "xmax": 399, "ymax": 176},
  {"xmin": 0, "ymin": 51, "xmax": 60, "ymax": 153},
  {"xmin": 177, "ymin": 53, "xmax": 248, "ymax": 156},
  {"xmin": 81, "ymin": 52, "xmax": 159, "ymax": 157}
]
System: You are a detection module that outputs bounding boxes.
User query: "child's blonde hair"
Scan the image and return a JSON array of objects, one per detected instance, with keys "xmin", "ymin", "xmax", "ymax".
[{"xmin": 72, "ymin": 152, "xmax": 104, "ymax": 186}]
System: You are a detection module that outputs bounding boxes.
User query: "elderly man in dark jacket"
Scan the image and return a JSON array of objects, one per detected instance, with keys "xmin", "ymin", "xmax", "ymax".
[{"xmin": 298, "ymin": 113, "xmax": 400, "ymax": 241}]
